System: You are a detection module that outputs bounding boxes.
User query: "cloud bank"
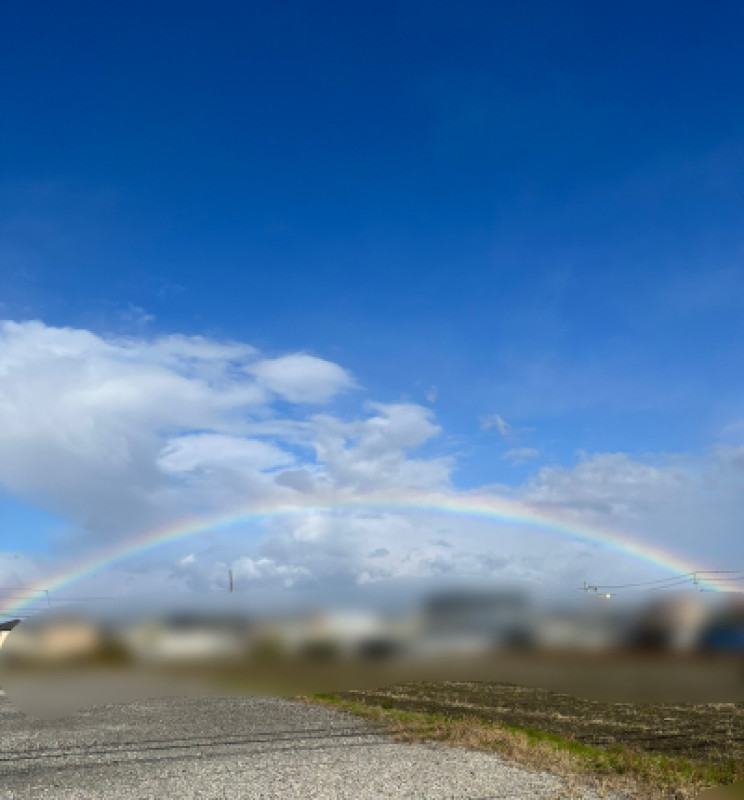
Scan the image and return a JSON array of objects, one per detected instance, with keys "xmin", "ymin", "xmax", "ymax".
[{"xmin": 0, "ymin": 320, "xmax": 742, "ymax": 601}]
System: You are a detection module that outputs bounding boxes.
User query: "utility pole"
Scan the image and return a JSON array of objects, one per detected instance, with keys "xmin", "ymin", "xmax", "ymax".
[
  {"xmin": 228, "ymin": 569, "xmax": 233, "ymax": 593},
  {"xmin": 583, "ymin": 581, "xmax": 611, "ymax": 599}
]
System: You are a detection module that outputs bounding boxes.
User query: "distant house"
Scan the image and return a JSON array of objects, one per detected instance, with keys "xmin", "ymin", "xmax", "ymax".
[
  {"xmin": 699, "ymin": 595, "xmax": 744, "ymax": 653},
  {"xmin": 420, "ymin": 588, "xmax": 531, "ymax": 646},
  {"xmin": 0, "ymin": 619, "xmax": 21, "ymax": 649},
  {"xmin": 116, "ymin": 610, "xmax": 252, "ymax": 664},
  {"xmin": 0, "ymin": 616, "xmax": 103, "ymax": 663},
  {"xmin": 250, "ymin": 610, "xmax": 395, "ymax": 661},
  {"xmin": 626, "ymin": 594, "xmax": 710, "ymax": 652}
]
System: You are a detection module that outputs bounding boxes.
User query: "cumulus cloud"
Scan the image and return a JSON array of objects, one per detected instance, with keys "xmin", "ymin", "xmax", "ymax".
[
  {"xmin": 309, "ymin": 403, "xmax": 451, "ymax": 491},
  {"xmin": 229, "ymin": 556, "xmax": 311, "ymax": 589},
  {"xmin": 520, "ymin": 452, "xmax": 689, "ymax": 517},
  {"xmin": 1, "ymin": 319, "xmax": 743, "ymax": 605},
  {"xmin": 249, "ymin": 354, "xmax": 355, "ymax": 403},
  {"xmin": 0, "ymin": 321, "xmax": 272, "ymax": 536},
  {"xmin": 253, "ymin": 510, "xmax": 522, "ymax": 589},
  {"xmin": 158, "ymin": 435, "xmax": 294, "ymax": 475},
  {"xmin": 506, "ymin": 447, "xmax": 744, "ymax": 577},
  {"xmin": 0, "ymin": 320, "xmax": 449, "ymax": 557}
]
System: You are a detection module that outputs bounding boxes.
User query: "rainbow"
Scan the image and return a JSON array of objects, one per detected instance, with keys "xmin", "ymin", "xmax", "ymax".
[{"xmin": 0, "ymin": 489, "xmax": 727, "ymax": 617}]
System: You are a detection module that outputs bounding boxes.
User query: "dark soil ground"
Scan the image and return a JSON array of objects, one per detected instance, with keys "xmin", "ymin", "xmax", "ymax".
[{"xmin": 335, "ymin": 681, "xmax": 744, "ymax": 765}]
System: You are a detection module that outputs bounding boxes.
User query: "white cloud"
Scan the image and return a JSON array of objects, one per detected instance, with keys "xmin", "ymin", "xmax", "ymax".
[
  {"xmin": 0, "ymin": 320, "xmax": 450, "ymax": 557},
  {"xmin": 249, "ymin": 354, "xmax": 355, "ymax": 404},
  {"xmin": 0, "ymin": 321, "xmax": 276, "ymax": 536},
  {"xmin": 426, "ymin": 385, "xmax": 438, "ymax": 403},
  {"xmin": 158, "ymin": 435, "xmax": 294, "ymax": 475},
  {"xmin": 505, "ymin": 448, "xmax": 744, "ymax": 579},
  {"xmin": 480, "ymin": 413, "xmax": 511, "ymax": 436},
  {"xmin": 520, "ymin": 452, "xmax": 689, "ymax": 517},
  {"xmin": 254, "ymin": 510, "xmax": 520, "ymax": 588},
  {"xmin": 503, "ymin": 447, "xmax": 539, "ymax": 464},
  {"xmin": 309, "ymin": 403, "xmax": 451, "ymax": 491},
  {"xmin": 0, "ymin": 323, "xmax": 357, "ymax": 542},
  {"xmin": 229, "ymin": 556, "xmax": 311, "ymax": 588},
  {"xmin": 1, "ymin": 319, "xmax": 743, "ymax": 607}
]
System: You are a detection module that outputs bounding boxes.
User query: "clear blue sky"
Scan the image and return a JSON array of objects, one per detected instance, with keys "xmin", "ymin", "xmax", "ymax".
[{"xmin": 1, "ymin": 1, "xmax": 743, "ymax": 583}]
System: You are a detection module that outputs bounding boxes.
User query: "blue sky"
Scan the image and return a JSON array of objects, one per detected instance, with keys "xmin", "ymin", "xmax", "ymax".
[{"xmin": 1, "ymin": 1, "xmax": 743, "ymax": 599}]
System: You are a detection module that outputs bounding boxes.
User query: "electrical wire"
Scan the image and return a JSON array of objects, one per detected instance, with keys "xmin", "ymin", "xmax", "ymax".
[{"xmin": 579, "ymin": 569, "xmax": 744, "ymax": 593}]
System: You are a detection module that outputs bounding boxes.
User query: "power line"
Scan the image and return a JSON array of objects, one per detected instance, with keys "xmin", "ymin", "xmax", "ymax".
[
  {"xmin": 578, "ymin": 577, "xmax": 694, "ymax": 593},
  {"xmin": 580, "ymin": 569, "xmax": 744, "ymax": 594},
  {"xmin": 587, "ymin": 574, "xmax": 698, "ymax": 590},
  {"xmin": 0, "ymin": 587, "xmax": 121, "ymax": 600},
  {"xmin": 647, "ymin": 579, "xmax": 704, "ymax": 591}
]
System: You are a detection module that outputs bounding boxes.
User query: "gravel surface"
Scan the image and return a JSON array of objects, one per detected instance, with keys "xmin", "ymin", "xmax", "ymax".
[{"xmin": 0, "ymin": 692, "xmax": 621, "ymax": 799}]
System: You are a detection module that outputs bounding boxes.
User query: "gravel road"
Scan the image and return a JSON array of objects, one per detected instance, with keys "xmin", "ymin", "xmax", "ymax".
[{"xmin": 0, "ymin": 692, "xmax": 619, "ymax": 799}]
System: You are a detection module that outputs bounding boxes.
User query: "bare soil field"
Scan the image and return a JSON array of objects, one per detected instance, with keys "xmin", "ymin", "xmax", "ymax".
[
  {"xmin": 335, "ymin": 681, "xmax": 744, "ymax": 764},
  {"xmin": 309, "ymin": 677, "xmax": 744, "ymax": 798}
]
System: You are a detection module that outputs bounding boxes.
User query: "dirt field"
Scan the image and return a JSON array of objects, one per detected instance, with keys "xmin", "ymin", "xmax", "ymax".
[{"xmin": 334, "ymin": 681, "xmax": 744, "ymax": 765}]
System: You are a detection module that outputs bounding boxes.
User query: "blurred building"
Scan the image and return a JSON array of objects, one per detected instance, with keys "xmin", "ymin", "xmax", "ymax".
[
  {"xmin": 1, "ymin": 615, "xmax": 103, "ymax": 663},
  {"xmin": 531, "ymin": 609, "xmax": 620, "ymax": 653},
  {"xmin": 414, "ymin": 588, "xmax": 533, "ymax": 653},
  {"xmin": 625, "ymin": 593, "xmax": 710, "ymax": 652},
  {"xmin": 115, "ymin": 610, "xmax": 252, "ymax": 664},
  {"xmin": 699, "ymin": 595, "xmax": 744, "ymax": 653}
]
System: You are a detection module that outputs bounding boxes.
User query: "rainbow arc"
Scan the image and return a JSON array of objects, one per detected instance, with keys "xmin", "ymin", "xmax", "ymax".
[{"xmin": 0, "ymin": 489, "xmax": 727, "ymax": 617}]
